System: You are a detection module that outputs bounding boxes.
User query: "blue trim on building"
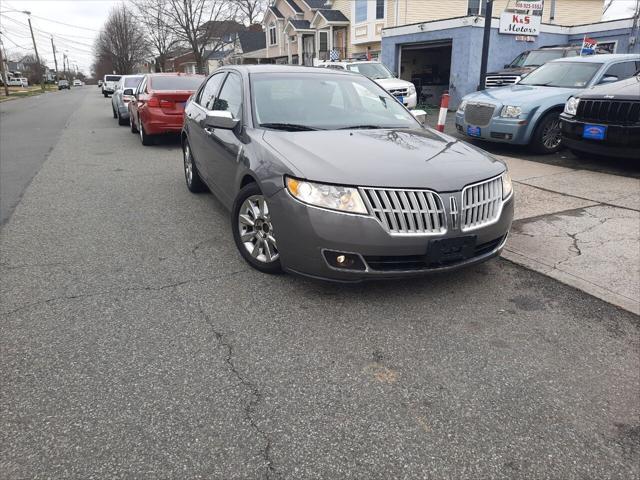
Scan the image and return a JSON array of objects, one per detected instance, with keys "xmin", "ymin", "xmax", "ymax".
[{"xmin": 381, "ymin": 24, "xmax": 638, "ymax": 108}]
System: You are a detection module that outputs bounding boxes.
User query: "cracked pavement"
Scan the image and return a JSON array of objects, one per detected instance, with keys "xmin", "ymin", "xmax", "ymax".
[{"xmin": 1, "ymin": 89, "xmax": 639, "ymax": 479}]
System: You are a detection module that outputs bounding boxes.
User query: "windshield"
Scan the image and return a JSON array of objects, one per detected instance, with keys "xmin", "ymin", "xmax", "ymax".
[
  {"xmin": 149, "ymin": 76, "xmax": 204, "ymax": 90},
  {"xmin": 251, "ymin": 73, "xmax": 418, "ymax": 131},
  {"xmin": 124, "ymin": 76, "xmax": 143, "ymax": 88},
  {"xmin": 510, "ymin": 50, "xmax": 564, "ymax": 68},
  {"xmin": 105, "ymin": 75, "xmax": 121, "ymax": 82},
  {"xmin": 519, "ymin": 61, "xmax": 602, "ymax": 88},
  {"xmin": 345, "ymin": 63, "xmax": 394, "ymax": 80}
]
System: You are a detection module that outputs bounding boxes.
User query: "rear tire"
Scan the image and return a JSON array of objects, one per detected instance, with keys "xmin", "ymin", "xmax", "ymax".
[
  {"xmin": 139, "ymin": 121, "xmax": 154, "ymax": 146},
  {"xmin": 103, "ymin": 92, "xmax": 108, "ymax": 98},
  {"xmin": 232, "ymin": 183, "xmax": 282, "ymax": 275},
  {"xmin": 183, "ymin": 139, "xmax": 206, "ymax": 193},
  {"xmin": 117, "ymin": 112, "xmax": 127, "ymax": 126},
  {"xmin": 531, "ymin": 111, "xmax": 562, "ymax": 154}
]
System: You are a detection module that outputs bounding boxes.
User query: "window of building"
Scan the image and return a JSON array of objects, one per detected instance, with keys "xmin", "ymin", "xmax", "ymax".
[
  {"xmin": 467, "ymin": 0, "xmax": 486, "ymax": 16},
  {"xmin": 376, "ymin": 0, "xmax": 384, "ymax": 19},
  {"xmin": 269, "ymin": 25, "xmax": 277, "ymax": 46},
  {"xmin": 319, "ymin": 31, "xmax": 328, "ymax": 52},
  {"xmin": 355, "ymin": 0, "xmax": 367, "ymax": 23}
]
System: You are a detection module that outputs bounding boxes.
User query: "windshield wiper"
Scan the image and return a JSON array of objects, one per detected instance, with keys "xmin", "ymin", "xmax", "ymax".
[
  {"xmin": 338, "ymin": 125, "xmax": 387, "ymax": 130},
  {"xmin": 259, "ymin": 123, "xmax": 320, "ymax": 131}
]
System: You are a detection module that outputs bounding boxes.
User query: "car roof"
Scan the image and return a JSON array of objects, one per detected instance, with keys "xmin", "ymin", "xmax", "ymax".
[
  {"xmin": 225, "ymin": 65, "xmax": 353, "ymax": 75},
  {"xmin": 549, "ymin": 53, "xmax": 640, "ymax": 63}
]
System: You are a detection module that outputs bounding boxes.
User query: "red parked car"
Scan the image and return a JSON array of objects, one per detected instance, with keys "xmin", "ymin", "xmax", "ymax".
[{"xmin": 128, "ymin": 73, "xmax": 205, "ymax": 145}]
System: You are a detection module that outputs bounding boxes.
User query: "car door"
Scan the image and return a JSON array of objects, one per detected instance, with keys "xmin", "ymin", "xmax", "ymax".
[
  {"xmin": 202, "ymin": 71, "xmax": 244, "ymax": 206},
  {"xmin": 186, "ymin": 71, "xmax": 227, "ymax": 186}
]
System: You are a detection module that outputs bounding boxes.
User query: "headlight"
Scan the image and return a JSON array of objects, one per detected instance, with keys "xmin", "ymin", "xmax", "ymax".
[
  {"xmin": 457, "ymin": 100, "xmax": 467, "ymax": 113},
  {"xmin": 564, "ymin": 96, "xmax": 579, "ymax": 116},
  {"xmin": 407, "ymin": 85, "xmax": 416, "ymax": 96},
  {"xmin": 500, "ymin": 105, "xmax": 522, "ymax": 118},
  {"xmin": 285, "ymin": 177, "xmax": 368, "ymax": 215},
  {"xmin": 502, "ymin": 171, "xmax": 513, "ymax": 199}
]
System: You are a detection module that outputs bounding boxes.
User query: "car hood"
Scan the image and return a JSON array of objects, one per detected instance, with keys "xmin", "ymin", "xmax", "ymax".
[
  {"xmin": 262, "ymin": 128, "xmax": 505, "ymax": 192},
  {"xmin": 486, "ymin": 67, "xmax": 534, "ymax": 76},
  {"xmin": 578, "ymin": 75, "xmax": 640, "ymax": 100},
  {"xmin": 375, "ymin": 78, "xmax": 414, "ymax": 90},
  {"xmin": 464, "ymin": 84, "xmax": 578, "ymax": 106}
]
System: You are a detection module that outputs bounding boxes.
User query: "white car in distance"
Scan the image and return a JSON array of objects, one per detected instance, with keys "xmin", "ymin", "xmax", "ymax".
[{"xmin": 317, "ymin": 60, "xmax": 417, "ymax": 109}]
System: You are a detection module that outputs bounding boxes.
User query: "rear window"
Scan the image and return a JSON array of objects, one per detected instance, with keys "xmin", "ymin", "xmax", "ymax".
[
  {"xmin": 124, "ymin": 76, "xmax": 143, "ymax": 88},
  {"xmin": 150, "ymin": 76, "xmax": 204, "ymax": 91},
  {"xmin": 105, "ymin": 75, "xmax": 121, "ymax": 82}
]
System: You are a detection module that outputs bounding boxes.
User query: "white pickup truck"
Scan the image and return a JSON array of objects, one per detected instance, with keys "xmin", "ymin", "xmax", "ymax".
[{"xmin": 102, "ymin": 74, "xmax": 121, "ymax": 97}]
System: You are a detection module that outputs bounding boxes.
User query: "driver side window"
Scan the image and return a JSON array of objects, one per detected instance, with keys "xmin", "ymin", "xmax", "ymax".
[
  {"xmin": 213, "ymin": 72, "xmax": 242, "ymax": 119},
  {"xmin": 198, "ymin": 73, "xmax": 226, "ymax": 110}
]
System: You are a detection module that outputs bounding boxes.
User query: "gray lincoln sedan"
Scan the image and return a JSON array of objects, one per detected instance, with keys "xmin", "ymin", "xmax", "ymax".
[{"xmin": 181, "ymin": 65, "xmax": 513, "ymax": 282}]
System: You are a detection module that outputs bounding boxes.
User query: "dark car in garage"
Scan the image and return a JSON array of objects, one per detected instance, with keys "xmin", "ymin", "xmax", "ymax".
[{"xmin": 560, "ymin": 73, "xmax": 640, "ymax": 159}]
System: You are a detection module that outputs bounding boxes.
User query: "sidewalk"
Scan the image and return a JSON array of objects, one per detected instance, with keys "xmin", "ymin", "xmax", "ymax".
[
  {"xmin": 500, "ymin": 155, "xmax": 639, "ymax": 315},
  {"xmin": 426, "ymin": 112, "xmax": 640, "ymax": 315}
]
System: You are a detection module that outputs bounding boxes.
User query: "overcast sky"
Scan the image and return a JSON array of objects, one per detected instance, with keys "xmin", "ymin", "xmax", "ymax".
[
  {"xmin": 0, "ymin": 0, "xmax": 121, "ymax": 74},
  {"xmin": 1, "ymin": 0, "xmax": 638, "ymax": 76}
]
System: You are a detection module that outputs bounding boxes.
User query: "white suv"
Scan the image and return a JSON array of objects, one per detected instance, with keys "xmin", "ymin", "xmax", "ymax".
[
  {"xmin": 102, "ymin": 74, "xmax": 122, "ymax": 97},
  {"xmin": 317, "ymin": 60, "xmax": 417, "ymax": 108}
]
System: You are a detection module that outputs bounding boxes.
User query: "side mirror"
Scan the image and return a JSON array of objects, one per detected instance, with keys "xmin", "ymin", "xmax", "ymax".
[
  {"xmin": 205, "ymin": 110, "xmax": 239, "ymax": 130},
  {"xmin": 123, "ymin": 88, "xmax": 134, "ymax": 96},
  {"xmin": 599, "ymin": 75, "xmax": 618, "ymax": 84},
  {"xmin": 411, "ymin": 109, "xmax": 428, "ymax": 124}
]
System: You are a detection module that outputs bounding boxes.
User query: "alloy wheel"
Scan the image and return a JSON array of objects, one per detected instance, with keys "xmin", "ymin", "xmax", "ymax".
[
  {"xmin": 237, "ymin": 195, "xmax": 279, "ymax": 263},
  {"xmin": 184, "ymin": 144, "xmax": 193, "ymax": 186},
  {"xmin": 542, "ymin": 118, "xmax": 562, "ymax": 150}
]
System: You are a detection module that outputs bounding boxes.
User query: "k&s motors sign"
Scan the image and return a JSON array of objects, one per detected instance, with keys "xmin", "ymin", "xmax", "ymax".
[{"xmin": 499, "ymin": 12, "xmax": 541, "ymax": 35}]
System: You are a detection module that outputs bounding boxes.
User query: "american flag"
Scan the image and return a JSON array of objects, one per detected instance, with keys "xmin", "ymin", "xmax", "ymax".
[{"xmin": 581, "ymin": 36, "xmax": 597, "ymax": 55}]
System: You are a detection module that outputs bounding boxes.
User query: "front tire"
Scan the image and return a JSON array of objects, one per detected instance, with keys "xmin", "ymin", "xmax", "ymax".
[
  {"xmin": 531, "ymin": 111, "xmax": 562, "ymax": 154},
  {"xmin": 183, "ymin": 139, "xmax": 206, "ymax": 193},
  {"xmin": 112, "ymin": 105, "xmax": 117, "ymax": 119},
  {"xmin": 232, "ymin": 183, "xmax": 282, "ymax": 274},
  {"xmin": 130, "ymin": 113, "xmax": 138, "ymax": 133}
]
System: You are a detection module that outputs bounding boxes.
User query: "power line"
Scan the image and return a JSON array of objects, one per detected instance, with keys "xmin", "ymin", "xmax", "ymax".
[{"xmin": 29, "ymin": 13, "xmax": 101, "ymax": 32}]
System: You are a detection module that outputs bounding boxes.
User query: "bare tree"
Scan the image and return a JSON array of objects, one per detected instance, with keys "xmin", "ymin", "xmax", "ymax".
[
  {"xmin": 162, "ymin": 0, "xmax": 239, "ymax": 73},
  {"xmin": 234, "ymin": 0, "xmax": 267, "ymax": 25},
  {"xmin": 131, "ymin": 0, "xmax": 180, "ymax": 72},
  {"xmin": 94, "ymin": 4, "xmax": 149, "ymax": 75}
]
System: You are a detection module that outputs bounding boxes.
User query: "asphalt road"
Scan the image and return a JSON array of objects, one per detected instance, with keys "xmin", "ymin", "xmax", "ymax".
[
  {"xmin": 1, "ymin": 90, "xmax": 638, "ymax": 479},
  {"xmin": 0, "ymin": 87, "xmax": 89, "ymax": 224}
]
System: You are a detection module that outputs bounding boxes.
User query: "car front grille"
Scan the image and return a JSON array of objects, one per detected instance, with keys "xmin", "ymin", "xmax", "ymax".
[
  {"xmin": 363, "ymin": 235, "xmax": 506, "ymax": 271},
  {"xmin": 464, "ymin": 103, "xmax": 495, "ymax": 126},
  {"xmin": 485, "ymin": 75, "xmax": 521, "ymax": 88},
  {"xmin": 576, "ymin": 99, "xmax": 640, "ymax": 125},
  {"xmin": 388, "ymin": 88, "xmax": 408, "ymax": 97},
  {"xmin": 461, "ymin": 176, "xmax": 503, "ymax": 231},
  {"xmin": 360, "ymin": 188, "xmax": 446, "ymax": 235}
]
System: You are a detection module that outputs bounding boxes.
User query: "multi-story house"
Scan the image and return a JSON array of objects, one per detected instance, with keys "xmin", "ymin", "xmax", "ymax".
[{"xmin": 262, "ymin": 0, "xmax": 351, "ymax": 65}]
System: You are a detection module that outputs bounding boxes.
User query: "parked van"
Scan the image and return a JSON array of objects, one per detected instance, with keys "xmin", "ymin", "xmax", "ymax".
[{"xmin": 7, "ymin": 77, "xmax": 28, "ymax": 87}]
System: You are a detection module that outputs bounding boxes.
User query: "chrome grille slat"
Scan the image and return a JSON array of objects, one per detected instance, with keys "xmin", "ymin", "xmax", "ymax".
[
  {"xmin": 361, "ymin": 187, "xmax": 446, "ymax": 235},
  {"xmin": 464, "ymin": 103, "xmax": 496, "ymax": 126},
  {"xmin": 461, "ymin": 177, "xmax": 503, "ymax": 231}
]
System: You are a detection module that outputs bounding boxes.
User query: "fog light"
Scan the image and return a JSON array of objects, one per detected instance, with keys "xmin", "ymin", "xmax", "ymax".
[{"xmin": 323, "ymin": 251, "xmax": 366, "ymax": 271}]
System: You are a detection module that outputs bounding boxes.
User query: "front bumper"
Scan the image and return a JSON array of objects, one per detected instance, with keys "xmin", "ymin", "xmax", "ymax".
[
  {"xmin": 560, "ymin": 115, "xmax": 640, "ymax": 159},
  {"xmin": 455, "ymin": 111, "xmax": 530, "ymax": 145},
  {"xmin": 269, "ymin": 188, "xmax": 514, "ymax": 282}
]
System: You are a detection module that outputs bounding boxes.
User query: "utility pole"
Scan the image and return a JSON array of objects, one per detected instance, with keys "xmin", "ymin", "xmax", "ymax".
[
  {"xmin": 25, "ymin": 12, "xmax": 45, "ymax": 92},
  {"xmin": 0, "ymin": 40, "xmax": 9, "ymax": 96},
  {"xmin": 477, "ymin": 0, "xmax": 494, "ymax": 91},
  {"xmin": 50, "ymin": 36, "xmax": 59, "ymax": 81}
]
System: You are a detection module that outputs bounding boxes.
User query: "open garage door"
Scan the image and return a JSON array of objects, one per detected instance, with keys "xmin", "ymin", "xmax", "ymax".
[{"xmin": 399, "ymin": 41, "xmax": 452, "ymax": 107}]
